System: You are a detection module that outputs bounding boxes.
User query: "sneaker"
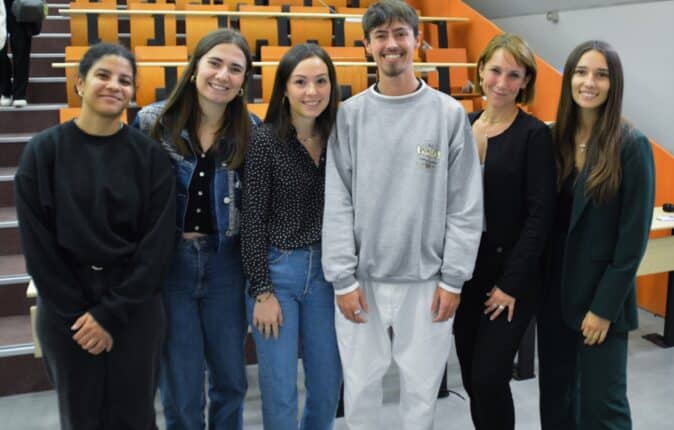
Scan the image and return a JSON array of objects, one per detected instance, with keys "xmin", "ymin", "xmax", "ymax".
[
  {"xmin": 0, "ymin": 96, "xmax": 12, "ymax": 107},
  {"xmin": 12, "ymin": 99, "xmax": 27, "ymax": 108}
]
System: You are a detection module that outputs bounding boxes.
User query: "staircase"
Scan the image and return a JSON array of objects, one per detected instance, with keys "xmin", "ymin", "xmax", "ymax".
[{"xmin": 0, "ymin": 1, "xmax": 76, "ymax": 397}]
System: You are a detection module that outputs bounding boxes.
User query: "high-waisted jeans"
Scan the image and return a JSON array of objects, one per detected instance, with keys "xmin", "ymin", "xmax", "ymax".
[
  {"xmin": 246, "ymin": 243, "xmax": 342, "ymax": 430},
  {"xmin": 160, "ymin": 235, "xmax": 247, "ymax": 430}
]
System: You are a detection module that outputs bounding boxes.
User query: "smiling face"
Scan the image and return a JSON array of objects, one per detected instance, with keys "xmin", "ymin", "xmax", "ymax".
[
  {"xmin": 194, "ymin": 42, "xmax": 247, "ymax": 110},
  {"xmin": 571, "ymin": 49, "xmax": 610, "ymax": 113},
  {"xmin": 284, "ymin": 56, "xmax": 331, "ymax": 123},
  {"xmin": 364, "ymin": 19, "xmax": 420, "ymax": 79},
  {"xmin": 76, "ymin": 54, "xmax": 134, "ymax": 119},
  {"xmin": 479, "ymin": 48, "xmax": 530, "ymax": 110}
]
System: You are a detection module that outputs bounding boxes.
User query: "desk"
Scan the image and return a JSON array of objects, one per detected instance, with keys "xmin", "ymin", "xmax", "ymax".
[{"xmin": 637, "ymin": 207, "xmax": 674, "ymax": 347}]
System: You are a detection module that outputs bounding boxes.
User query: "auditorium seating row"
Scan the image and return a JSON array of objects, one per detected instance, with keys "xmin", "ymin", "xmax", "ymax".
[{"xmin": 61, "ymin": 1, "xmax": 480, "ymax": 112}]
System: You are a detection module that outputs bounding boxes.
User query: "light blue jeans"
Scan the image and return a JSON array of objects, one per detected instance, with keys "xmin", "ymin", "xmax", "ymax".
[
  {"xmin": 160, "ymin": 235, "xmax": 247, "ymax": 430},
  {"xmin": 246, "ymin": 243, "xmax": 342, "ymax": 430}
]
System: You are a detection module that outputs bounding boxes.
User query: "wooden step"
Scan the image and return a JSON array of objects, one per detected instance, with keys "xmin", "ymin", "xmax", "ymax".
[
  {"xmin": 26, "ymin": 77, "xmax": 67, "ymax": 104},
  {"xmin": 0, "ymin": 105, "xmax": 62, "ymax": 135},
  {"xmin": 41, "ymin": 15, "xmax": 71, "ymax": 34},
  {"xmin": 31, "ymin": 33, "xmax": 71, "ymax": 55},
  {"xmin": 0, "ymin": 313, "xmax": 50, "ymax": 396},
  {"xmin": 0, "ymin": 207, "xmax": 21, "ymax": 256},
  {"xmin": 0, "ymin": 254, "xmax": 27, "ymax": 281},
  {"xmin": 0, "ymin": 315, "xmax": 32, "ymax": 346},
  {"xmin": 0, "ymin": 135, "xmax": 31, "ymax": 168},
  {"xmin": 8, "ymin": 53, "xmax": 65, "ymax": 78},
  {"xmin": 0, "ymin": 169, "xmax": 18, "ymax": 209}
]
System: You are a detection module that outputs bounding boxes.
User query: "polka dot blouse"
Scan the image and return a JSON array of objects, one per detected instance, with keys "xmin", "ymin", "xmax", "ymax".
[{"xmin": 241, "ymin": 124, "xmax": 326, "ymax": 298}]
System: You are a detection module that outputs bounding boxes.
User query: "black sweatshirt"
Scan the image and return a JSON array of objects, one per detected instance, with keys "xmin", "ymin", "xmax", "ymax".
[{"xmin": 15, "ymin": 120, "xmax": 176, "ymax": 336}]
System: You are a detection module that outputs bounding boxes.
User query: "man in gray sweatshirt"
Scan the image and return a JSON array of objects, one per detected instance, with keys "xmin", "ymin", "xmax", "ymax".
[{"xmin": 321, "ymin": 1, "xmax": 483, "ymax": 429}]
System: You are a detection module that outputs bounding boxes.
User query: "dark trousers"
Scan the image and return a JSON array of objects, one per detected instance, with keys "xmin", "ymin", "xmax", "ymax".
[
  {"xmin": 454, "ymin": 276, "xmax": 535, "ymax": 430},
  {"xmin": 538, "ymin": 283, "xmax": 631, "ymax": 430},
  {"xmin": 0, "ymin": 0, "xmax": 33, "ymax": 99},
  {"xmin": 36, "ymin": 295, "xmax": 166, "ymax": 430}
]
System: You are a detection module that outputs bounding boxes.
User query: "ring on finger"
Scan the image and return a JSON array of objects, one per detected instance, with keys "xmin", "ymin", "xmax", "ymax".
[{"xmin": 497, "ymin": 305, "xmax": 505, "ymax": 310}]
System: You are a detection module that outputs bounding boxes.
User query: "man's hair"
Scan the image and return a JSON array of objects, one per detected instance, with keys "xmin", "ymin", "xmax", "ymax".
[{"xmin": 362, "ymin": 0, "xmax": 419, "ymax": 41}]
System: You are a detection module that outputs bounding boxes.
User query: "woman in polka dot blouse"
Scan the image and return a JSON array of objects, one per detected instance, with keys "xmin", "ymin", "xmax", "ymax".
[{"xmin": 241, "ymin": 43, "xmax": 342, "ymax": 430}]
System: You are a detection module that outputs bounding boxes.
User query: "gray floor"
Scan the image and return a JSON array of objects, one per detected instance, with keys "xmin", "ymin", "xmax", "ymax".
[{"xmin": 2, "ymin": 309, "xmax": 673, "ymax": 429}]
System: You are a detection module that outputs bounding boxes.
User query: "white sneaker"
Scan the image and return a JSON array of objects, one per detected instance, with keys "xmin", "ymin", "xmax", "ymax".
[
  {"xmin": 0, "ymin": 96, "xmax": 12, "ymax": 107},
  {"xmin": 12, "ymin": 99, "xmax": 27, "ymax": 108}
]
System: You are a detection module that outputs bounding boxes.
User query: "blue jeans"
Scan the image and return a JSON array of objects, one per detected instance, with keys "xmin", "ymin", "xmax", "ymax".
[
  {"xmin": 246, "ymin": 244, "xmax": 342, "ymax": 430},
  {"xmin": 160, "ymin": 235, "xmax": 247, "ymax": 430}
]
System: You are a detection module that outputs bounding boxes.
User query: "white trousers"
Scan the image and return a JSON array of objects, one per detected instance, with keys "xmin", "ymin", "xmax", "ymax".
[{"xmin": 335, "ymin": 280, "xmax": 453, "ymax": 430}]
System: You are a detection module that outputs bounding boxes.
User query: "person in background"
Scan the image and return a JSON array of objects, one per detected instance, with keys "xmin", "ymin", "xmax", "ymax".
[
  {"xmin": 321, "ymin": 1, "xmax": 483, "ymax": 429},
  {"xmin": 1, "ymin": 0, "xmax": 7, "ymax": 52},
  {"xmin": 241, "ymin": 43, "xmax": 341, "ymax": 430},
  {"xmin": 538, "ymin": 40, "xmax": 655, "ymax": 430},
  {"xmin": 134, "ymin": 28, "xmax": 260, "ymax": 430},
  {"xmin": 0, "ymin": 0, "xmax": 41, "ymax": 107},
  {"xmin": 453, "ymin": 33, "xmax": 556, "ymax": 430},
  {"xmin": 15, "ymin": 43, "xmax": 175, "ymax": 430}
]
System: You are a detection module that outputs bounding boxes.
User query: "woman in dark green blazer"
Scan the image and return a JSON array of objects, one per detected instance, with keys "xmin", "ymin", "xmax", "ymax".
[{"xmin": 537, "ymin": 40, "xmax": 655, "ymax": 430}]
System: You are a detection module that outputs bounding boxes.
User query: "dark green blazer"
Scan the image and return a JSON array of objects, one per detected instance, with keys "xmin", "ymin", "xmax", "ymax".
[{"xmin": 560, "ymin": 127, "xmax": 654, "ymax": 333}]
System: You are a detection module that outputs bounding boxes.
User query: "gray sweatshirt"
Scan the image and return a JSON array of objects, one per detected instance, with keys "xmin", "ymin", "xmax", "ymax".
[{"xmin": 322, "ymin": 81, "xmax": 483, "ymax": 292}]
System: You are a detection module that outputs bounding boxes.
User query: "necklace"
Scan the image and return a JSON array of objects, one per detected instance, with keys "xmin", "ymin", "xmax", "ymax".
[
  {"xmin": 577, "ymin": 143, "xmax": 587, "ymax": 152},
  {"xmin": 297, "ymin": 133, "xmax": 317, "ymax": 146}
]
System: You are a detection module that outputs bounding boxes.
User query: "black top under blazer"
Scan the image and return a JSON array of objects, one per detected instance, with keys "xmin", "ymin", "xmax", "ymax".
[
  {"xmin": 469, "ymin": 109, "xmax": 557, "ymax": 301},
  {"xmin": 559, "ymin": 127, "xmax": 654, "ymax": 332}
]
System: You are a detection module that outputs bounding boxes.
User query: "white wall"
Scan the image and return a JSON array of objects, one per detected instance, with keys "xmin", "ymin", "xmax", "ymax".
[
  {"xmin": 487, "ymin": 1, "xmax": 673, "ymax": 151},
  {"xmin": 465, "ymin": 0, "xmax": 667, "ymax": 19}
]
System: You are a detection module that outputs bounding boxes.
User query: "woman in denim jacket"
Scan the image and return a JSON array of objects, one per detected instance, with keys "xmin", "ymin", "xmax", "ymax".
[{"xmin": 134, "ymin": 29, "xmax": 260, "ymax": 430}]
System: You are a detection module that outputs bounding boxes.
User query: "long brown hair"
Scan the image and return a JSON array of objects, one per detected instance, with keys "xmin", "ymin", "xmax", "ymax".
[
  {"xmin": 555, "ymin": 40, "xmax": 626, "ymax": 203},
  {"xmin": 151, "ymin": 29, "xmax": 253, "ymax": 169}
]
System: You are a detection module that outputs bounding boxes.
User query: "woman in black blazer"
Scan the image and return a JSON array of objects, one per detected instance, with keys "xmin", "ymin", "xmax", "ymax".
[
  {"xmin": 537, "ymin": 41, "xmax": 654, "ymax": 430},
  {"xmin": 453, "ymin": 34, "xmax": 556, "ymax": 430}
]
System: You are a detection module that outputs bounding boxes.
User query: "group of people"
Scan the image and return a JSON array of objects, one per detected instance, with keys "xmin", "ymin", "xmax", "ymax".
[{"xmin": 14, "ymin": 1, "xmax": 654, "ymax": 430}]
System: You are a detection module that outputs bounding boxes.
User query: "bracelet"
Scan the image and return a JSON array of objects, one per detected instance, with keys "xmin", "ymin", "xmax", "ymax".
[{"xmin": 256, "ymin": 292, "xmax": 273, "ymax": 303}]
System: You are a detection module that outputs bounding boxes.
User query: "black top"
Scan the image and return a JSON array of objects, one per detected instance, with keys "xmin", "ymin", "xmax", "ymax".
[
  {"xmin": 14, "ymin": 120, "xmax": 176, "ymax": 336},
  {"xmin": 241, "ymin": 124, "xmax": 326, "ymax": 297},
  {"xmin": 184, "ymin": 149, "xmax": 215, "ymax": 234},
  {"xmin": 468, "ymin": 109, "xmax": 557, "ymax": 300}
]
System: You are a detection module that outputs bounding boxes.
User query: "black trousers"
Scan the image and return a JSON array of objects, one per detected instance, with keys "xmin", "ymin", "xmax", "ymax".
[
  {"xmin": 537, "ymin": 280, "xmax": 631, "ymax": 430},
  {"xmin": 36, "ymin": 295, "xmax": 165, "ymax": 430},
  {"xmin": 454, "ymin": 275, "xmax": 535, "ymax": 430},
  {"xmin": 0, "ymin": 0, "xmax": 33, "ymax": 99}
]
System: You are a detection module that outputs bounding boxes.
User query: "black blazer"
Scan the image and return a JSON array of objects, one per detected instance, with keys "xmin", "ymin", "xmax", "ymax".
[
  {"xmin": 469, "ymin": 109, "xmax": 556, "ymax": 301},
  {"xmin": 560, "ymin": 127, "xmax": 654, "ymax": 332}
]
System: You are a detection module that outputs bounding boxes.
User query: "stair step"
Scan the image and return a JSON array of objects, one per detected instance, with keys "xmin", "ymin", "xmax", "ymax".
[
  {"xmin": 8, "ymin": 53, "xmax": 65, "ymax": 78},
  {"xmin": 0, "ymin": 135, "xmax": 31, "ymax": 168},
  {"xmin": 0, "ymin": 167, "xmax": 17, "ymax": 181},
  {"xmin": 26, "ymin": 77, "xmax": 67, "ymax": 104},
  {"xmin": 0, "ymin": 207, "xmax": 21, "ymax": 256},
  {"xmin": 0, "ymin": 255, "xmax": 28, "ymax": 285},
  {"xmin": 42, "ymin": 15, "xmax": 71, "ymax": 34},
  {"xmin": 31, "ymin": 33, "xmax": 70, "ymax": 55},
  {"xmin": 0, "ymin": 315, "xmax": 32, "ymax": 346},
  {"xmin": 0, "ymin": 104, "xmax": 62, "ymax": 135},
  {"xmin": 0, "ymin": 207, "xmax": 17, "ymax": 228}
]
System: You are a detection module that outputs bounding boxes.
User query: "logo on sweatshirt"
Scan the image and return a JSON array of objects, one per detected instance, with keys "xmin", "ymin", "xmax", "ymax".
[{"xmin": 416, "ymin": 142, "xmax": 441, "ymax": 168}]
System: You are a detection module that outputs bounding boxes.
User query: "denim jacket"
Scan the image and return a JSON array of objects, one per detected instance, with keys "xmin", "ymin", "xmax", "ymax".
[{"xmin": 133, "ymin": 101, "xmax": 261, "ymax": 245}]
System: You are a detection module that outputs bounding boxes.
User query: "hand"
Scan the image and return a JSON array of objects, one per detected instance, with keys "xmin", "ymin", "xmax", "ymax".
[
  {"xmin": 252, "ymin": 293, "xmax": 283, "ymax": 339},
  {"xmin": 581, "ymin": 311, "xmax": 611, "ymax": 346},
  {"xmin": 336, "ymin": 287, "xmax": 368, "ymax": 324},
  {"xmin": 484, "ymin": 286, "xmax": 516, "ymax": 322},
  {"xmin": 71, "ymin": 312, "xmax": 113, "ymax": 355},
  {"xmin": 431, "ymin": 286, "xmax": 460, "ymax": 322}
]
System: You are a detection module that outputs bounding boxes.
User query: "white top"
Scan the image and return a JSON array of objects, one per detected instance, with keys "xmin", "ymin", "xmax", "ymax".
[{"xmin": 0, "ymin": 0, "xmax": 7, "ymax": 51}]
